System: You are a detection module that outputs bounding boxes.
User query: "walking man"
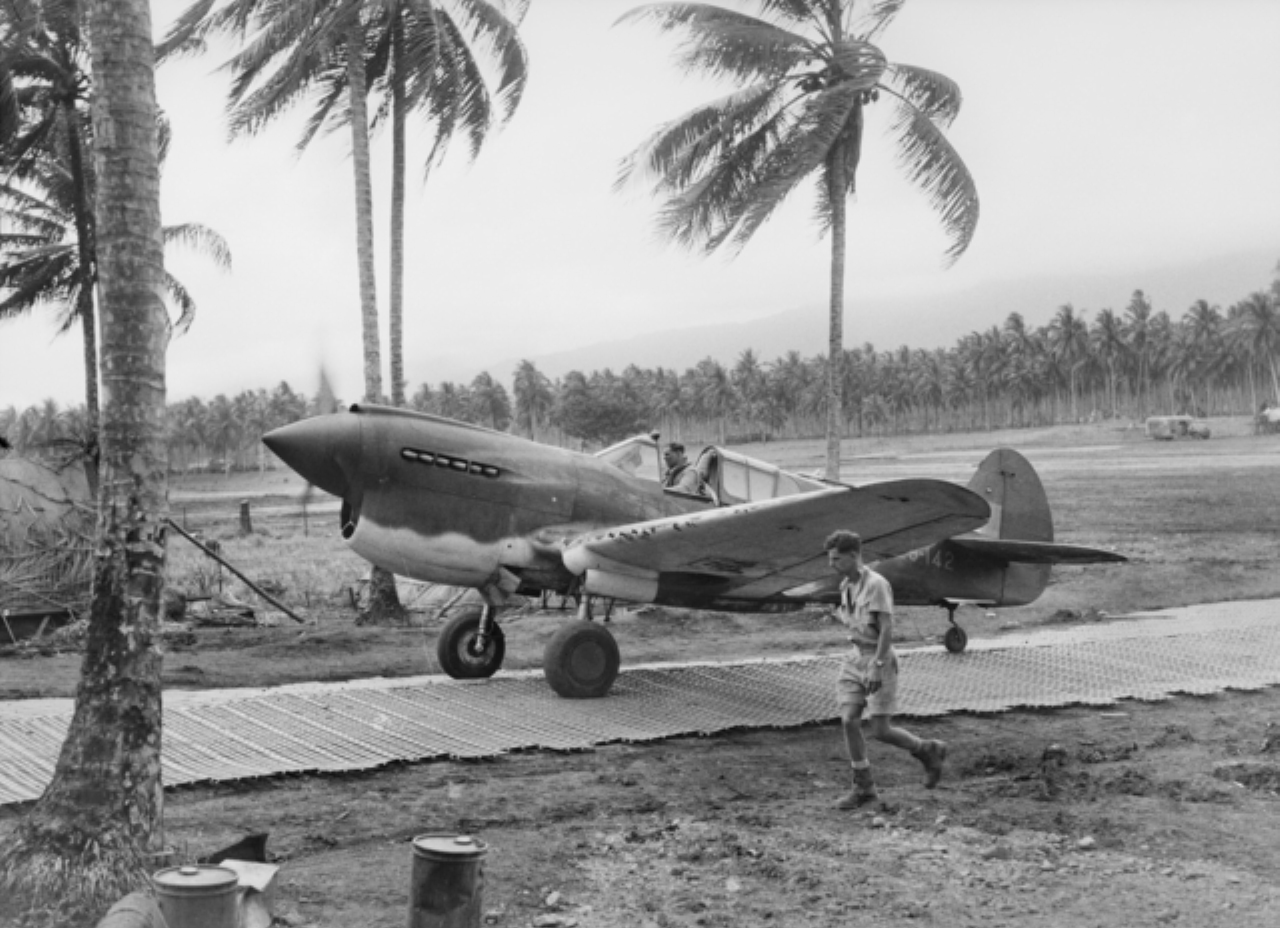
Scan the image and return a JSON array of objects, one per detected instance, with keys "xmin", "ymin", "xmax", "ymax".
[{"xmin": 825, "ymin": 530, "xmax": 947, "ymax": 809}]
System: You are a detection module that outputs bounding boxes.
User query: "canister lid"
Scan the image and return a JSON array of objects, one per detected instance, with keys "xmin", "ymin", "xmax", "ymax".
[
  {"xmin": 412, "ymin": 834, "xmax": 488, "ymax": 860},
  {"xmin": 153, "ymin": 864, "xmax": 239, "ymax": 889}
]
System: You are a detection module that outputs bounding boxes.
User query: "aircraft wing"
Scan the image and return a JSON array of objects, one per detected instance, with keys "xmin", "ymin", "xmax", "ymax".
[
  {"xmin": 948, "ymin": 537, "xmax": 1127, "ymax": 564},
  {"xmin": 562, "ymin": 479, "xmax": 990, "ymax": 601}
]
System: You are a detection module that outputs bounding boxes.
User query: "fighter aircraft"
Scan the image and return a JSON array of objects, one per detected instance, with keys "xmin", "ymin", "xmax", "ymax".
[{"xmin": 263, "ymin": 405, "xmax": 1124, "ymax": 698}]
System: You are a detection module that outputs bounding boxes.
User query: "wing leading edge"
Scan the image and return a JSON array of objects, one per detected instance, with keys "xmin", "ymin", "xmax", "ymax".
[{"xmin": 562, "ymin": 479, "xmax": 990, "ymax": 603}]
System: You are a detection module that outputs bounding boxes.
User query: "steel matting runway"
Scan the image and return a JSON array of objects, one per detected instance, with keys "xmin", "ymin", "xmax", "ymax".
[{"xmin": 2, "ymin": 600, "xmax": 1278, "ymax": 806}]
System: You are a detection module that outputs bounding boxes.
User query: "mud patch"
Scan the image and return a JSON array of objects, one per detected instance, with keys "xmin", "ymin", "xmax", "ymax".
[{"xmin": 1213, "ymin": 761, "xmax": 1280, "ymax": 794}]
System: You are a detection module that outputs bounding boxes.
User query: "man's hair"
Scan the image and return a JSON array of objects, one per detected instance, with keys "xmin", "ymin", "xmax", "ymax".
[
  {"xmin": 824, "ymin": 530, "xmax": 862, "ymax": 554},
  {"xmin": 665, "ymin": 442, "xmax": 685, "ymax": 453}
]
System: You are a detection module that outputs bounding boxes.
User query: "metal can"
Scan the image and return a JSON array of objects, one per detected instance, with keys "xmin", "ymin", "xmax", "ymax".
[
  {"xmin": 152, "ymin": 863, "xmax": 239, "ymax": 928},
  {"xmin": 409, "ymin": 834, "xmax": 488, "ymax": 928}
]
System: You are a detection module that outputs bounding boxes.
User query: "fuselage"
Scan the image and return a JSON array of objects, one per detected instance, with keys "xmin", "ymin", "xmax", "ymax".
[
  {"xmin": 263, "ymin": 407, "xmax": 1064, "ymax": 612},
  {"xmin": 264, "ymin": 405, "xmax": 711, "ymax": 596}
]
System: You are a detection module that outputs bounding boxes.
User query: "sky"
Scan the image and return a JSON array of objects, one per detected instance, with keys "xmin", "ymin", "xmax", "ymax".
[{"xmin": 3, "ymin": 0, "xmax": 1280, "ymax": 411}]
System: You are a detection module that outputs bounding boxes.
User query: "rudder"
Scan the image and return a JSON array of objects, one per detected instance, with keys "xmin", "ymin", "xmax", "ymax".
[
  {"xmin": 967, "ymin": 449, "xmax": 1052, "ymax": 605},
  {"xmin": 967, "ymin": 448, "xmax": 1053, "ymax": 542}
]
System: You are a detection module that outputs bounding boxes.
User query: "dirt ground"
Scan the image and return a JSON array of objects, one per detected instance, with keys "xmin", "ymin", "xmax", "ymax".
[{"xmin": 3, "ymin": 418, "xmax": 1280, "ymax": 926}]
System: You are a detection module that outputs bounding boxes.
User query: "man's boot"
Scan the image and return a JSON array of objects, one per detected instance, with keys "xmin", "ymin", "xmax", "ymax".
[
  {"xmin": 913, "ymin": 739, "xmax": 947, "ymax": 789},
  {"xmin": 836, "ymin": 767, "xmax": 877, "ymax": 810}
]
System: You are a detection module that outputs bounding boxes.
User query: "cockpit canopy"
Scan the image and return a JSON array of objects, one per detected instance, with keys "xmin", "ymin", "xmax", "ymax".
[{"xmin": 596, "ymin": 434, "xmax": 824, "ymax": 505}]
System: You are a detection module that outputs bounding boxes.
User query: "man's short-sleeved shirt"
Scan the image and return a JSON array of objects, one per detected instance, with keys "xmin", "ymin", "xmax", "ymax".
[{"xmin": 838, "ymin": 567, "xmax": 894, "ymax": 651}]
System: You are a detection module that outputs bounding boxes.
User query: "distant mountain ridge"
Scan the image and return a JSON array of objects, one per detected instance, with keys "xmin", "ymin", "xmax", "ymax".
[{"xmin": 486, "ymin": 247, "xmax": 1276, "ymax": 382}]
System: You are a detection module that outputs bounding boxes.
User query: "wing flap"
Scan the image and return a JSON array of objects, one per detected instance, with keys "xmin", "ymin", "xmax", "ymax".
[
  {"xmin": 563, "ymin": 479, "xmax": 990, "ymax": 601},
  {"xmin": 949, "ymin": 537, "xmax": 1127, "ymax": 565}
]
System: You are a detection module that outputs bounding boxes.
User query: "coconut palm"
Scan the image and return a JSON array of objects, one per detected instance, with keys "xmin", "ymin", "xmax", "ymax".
[
  {"xmin": 1229, "ymin": 291, "xmax": 1280, "ymax": 405},
  {"xmin": 162, "ymin": 0, "xmax": 529, "ymax": 622},
  {"xmin": 0, "ymin": 0, "xmax": 99, "ymax": 426},
  {"xmin": 0, "ymin": 168, "xmax": 231, "ymax": 349},
  {"xmin": 1047, "ymin": 303, "xmax": 1089, "ymax": 422},
  {"xmin": 0, "ymin": 0, "xmax": 168, "ymax": 917},
  {"xmin": 364, "ymin": 0, "xmax": 529, "ymax": 405},
  {"xmin": 618, "ymin": 0, "xmax": 979, "ymax": 478}
]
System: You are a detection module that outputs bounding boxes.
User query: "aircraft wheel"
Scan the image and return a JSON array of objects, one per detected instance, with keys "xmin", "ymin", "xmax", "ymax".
[
  {"xmin": 944, "ymin": 625, "xmax": 968, "ymax": 654},
  {"xmin": 437, "ymin": 607, "xmax": 506, "ymax": 679},
  {"xmin": 544, "ymin": 621, "xmax": 620, "ymax": 698}
]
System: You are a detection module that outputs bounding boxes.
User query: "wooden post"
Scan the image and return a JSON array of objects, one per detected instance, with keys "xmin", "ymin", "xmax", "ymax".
[{"xmin": 239, "ymin": 500, "xmax": 253, "ymax": 535}]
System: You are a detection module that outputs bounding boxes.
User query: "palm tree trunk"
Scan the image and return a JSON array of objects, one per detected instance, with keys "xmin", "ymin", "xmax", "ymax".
[
  {"xmin": 389, "ymin": 13, "xmax": 407, "ymax": 408},
  {"xmin": 0, "ymin": 0, "xmax": 168, "ymax": 919},
  {"xmin": 346, "ymin": 23, "xmax": 405, "ymax": 625},
  {"xmin": 65, "ymin": 99, "xmax": 102, "ymax": 493},
  {"xmin": 346, "ymin": 24, "xmax": 382, "ymax": 403},
  {"xmin": 824, "ymin": 140, "xmax": 849, "ymax": 481}
]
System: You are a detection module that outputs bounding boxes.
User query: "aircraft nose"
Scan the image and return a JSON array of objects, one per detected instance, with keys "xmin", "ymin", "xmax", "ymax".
[{"xmin": 262, "ymin": 413, "xmax": 360, "ymax": 499}]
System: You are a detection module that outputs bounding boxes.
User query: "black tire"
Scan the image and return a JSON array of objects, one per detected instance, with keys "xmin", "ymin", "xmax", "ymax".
[
  {"xmin": 543, "ymin": 621, "xmax": 620, "ymax": 698},
  {"xmin": 436, "ymin": 607, "xmax": 505, "ymax": 679},
  {"xmin": 944, "ymin": 625, "xmax": 968, "ymax": 654}
]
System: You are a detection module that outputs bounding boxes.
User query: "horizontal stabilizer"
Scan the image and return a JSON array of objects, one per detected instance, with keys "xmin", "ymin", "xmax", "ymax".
[{"xmin": 950, "ymin": 536, "xmax": 1127, "ymax": 565}]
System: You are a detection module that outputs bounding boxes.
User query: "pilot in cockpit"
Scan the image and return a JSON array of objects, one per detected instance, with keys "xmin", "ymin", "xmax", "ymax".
[{"xmin": 661, "ymin": 442, "xmax": 707, "ymax": 497}]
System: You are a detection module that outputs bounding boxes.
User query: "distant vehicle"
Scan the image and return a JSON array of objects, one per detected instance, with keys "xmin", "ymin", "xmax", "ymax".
[
  {"xmin": 1146, "ymin": 416, "xmax": 1210, "ymax": 440},
  {"xmin": 264, "ymin": 407, "xmax": 1124, "ymax": 698}
]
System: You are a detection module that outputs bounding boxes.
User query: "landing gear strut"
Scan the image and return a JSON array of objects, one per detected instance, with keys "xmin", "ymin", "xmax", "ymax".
[
  {"xmin": 943, "ymin": 602, "xmax": 969, "ymax": 654},
  {"xmin": 436, "ymin": 605, "xmax": 506, "ymax": 679}
]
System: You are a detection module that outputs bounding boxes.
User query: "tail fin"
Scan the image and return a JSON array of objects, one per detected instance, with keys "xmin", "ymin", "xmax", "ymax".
[
  {"xmin": 953, "ymin": 448, "xmax": 1125, "ymax": 605},
  {"xmin": 967, "ymin": 448, "xmax": 1053, "ymax": 542}
]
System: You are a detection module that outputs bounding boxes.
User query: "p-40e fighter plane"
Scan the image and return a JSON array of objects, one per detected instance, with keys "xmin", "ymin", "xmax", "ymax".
[{"xmin": 264, "ymin": 406, "xmax": 1124, "ymax": 698}]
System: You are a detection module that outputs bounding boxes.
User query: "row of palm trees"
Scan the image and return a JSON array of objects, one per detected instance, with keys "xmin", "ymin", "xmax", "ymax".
[
  {"xmin": 7, "ymin": 281, "xmax": 1277, "ymax": 467},
  {"xmin": 510, "ymin": 287, "xmax": 1280, "ymax": 444}
]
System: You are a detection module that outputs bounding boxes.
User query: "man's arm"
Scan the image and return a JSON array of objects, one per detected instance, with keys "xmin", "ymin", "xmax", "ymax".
[{"xmin": 867, "ymin": 611, "xmax": 893, "ymax": 693}]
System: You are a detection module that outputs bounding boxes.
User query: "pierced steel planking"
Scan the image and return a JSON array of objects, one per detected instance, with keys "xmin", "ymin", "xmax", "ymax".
[{"xmin": 2, "ymin": 601, "xmax": 1280, "ymax": 806}]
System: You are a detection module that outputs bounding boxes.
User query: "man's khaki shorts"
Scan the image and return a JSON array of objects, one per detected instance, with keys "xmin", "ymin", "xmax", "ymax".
[{"xmin": 836, "ymin": 650, "xmax": 900, "ymax": 717}]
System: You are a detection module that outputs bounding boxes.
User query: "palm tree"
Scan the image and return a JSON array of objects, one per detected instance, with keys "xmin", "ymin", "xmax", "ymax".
[
  {"xmin": 162, "ymin": 0, "xmax": 529, "ymax": 622},
  {"xmin": 618, "ymin": 0, "xmax": 978, "ymax": 478},
  {"xmin": 0, "ymin": 0, "xmax": 168, "ymax": 917},
  {"xmin": 1090, "ymin": 308, "xmax": 1126, "ymax": 419},
  {"xmin": 468, "ymin": 371, "xmax": 512, "ymax": 430},
  {"xmin": 0, "ymin": 169, "xmax": 231, "ymax": 358},
  {"xmin": 1229, "ymin": 291, "xmax": 1280, "ymax": 404},
  {"xmin": 1, "ymin": 2, "xmax": 230, "ymax": 475},
  {"xmin": 1124, "ymin": 290, "xmax": 1155, "ymax": 416},
  {"xmin": 1047, "ymin": 303, "xmax": 1089, "ymax": 422},
  {"xmin": 364, "ymin": 0, "xmax": 529, "ymax": 406},
  {"xmin": 0, "ymin": 0, "xmax": 99, "ymax": 427}
]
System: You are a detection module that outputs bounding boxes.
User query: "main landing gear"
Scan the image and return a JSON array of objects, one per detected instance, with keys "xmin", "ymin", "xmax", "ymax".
[
  {"xmin": 434, "ymin": 596, "xmax": 621, "ymax": 698},
  {"xmin": 942, "ymin": 602, "xmax": 969, "ymax": 654},
  {"xmin": 436, "ymin": 605, "xmax": 506, "ymax": 679}
]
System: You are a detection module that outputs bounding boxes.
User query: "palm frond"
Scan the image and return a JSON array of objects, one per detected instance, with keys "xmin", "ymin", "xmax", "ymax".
[
  {"xmin": 855, "ymin": 0, "xmax": 906, "ymax": 42},
  {"xmin": 443, "ymin": 0, "xmax": 529, "ymax": 120},
  {"xmin": 155, "ymin": 0, "xmax": 223, "ymax": 61},
  {"xmin": 616, "ymin": 82, "xmax": 785, "ymax": 191},
  {"xmin": 653, "ymin": 97, "xmax": 795, "ymax": 249},
  {"xmin": 884, "ymin": 97, "xmax": 979, "ymax": 264},
  {"xmin": 726, "ymin": 80, "xmax": 860, "ymax": 248},
  {"xmin": 884, "ymin": 62, "xmax": 961, "ymax": 127},
  {"xmin": 618, "ymin": 3, "xmax": 814, "ymax": 84},
  {"xmin": 162, "ymin": 271, "xmax": 197, "ymax": 334},
  {"xmin": 163, "ymin": 223, "xmax": 233, "ymax": 270}
]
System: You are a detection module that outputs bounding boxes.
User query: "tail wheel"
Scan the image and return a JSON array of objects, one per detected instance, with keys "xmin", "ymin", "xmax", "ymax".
[
  {"xmin": 436, "ymin": 607, "xmax": 505, "ymax": 679},
  {"xmin": 544, "ymin": 621, "xmax": 620, "ymax": 698},
  {"xmin": 944, "ymin": 625, "xmax": 968, "ymax": 654}
]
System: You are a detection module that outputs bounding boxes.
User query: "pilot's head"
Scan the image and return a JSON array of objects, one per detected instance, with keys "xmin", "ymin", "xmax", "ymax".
[{"xmin": 663, "ymin": 442, "xmax": 687, "ymax": 468}]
